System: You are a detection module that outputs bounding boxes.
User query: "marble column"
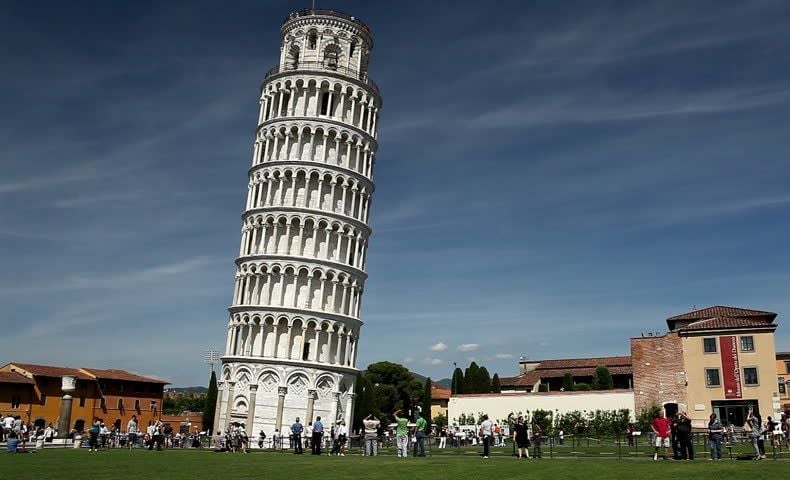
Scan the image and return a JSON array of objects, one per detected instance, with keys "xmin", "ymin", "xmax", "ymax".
[
  {"xmin": 305, "ymin": 389, "xmax": 317, "ymax": 423},
  {"xmin": 223, "ymin": 381, "xmax": 236, "ymax": 432},
  {"xmin": 212, "ymin": 381, "xmax": 225, "ymax": 435},
  {"xmin": 275, "ymin": 386, "xmax": 288, "ymax": 432},
  {"xmin": 245, "ymin": 384, "xmax": 258, "ymax": 436},
  {"xmin": 56, "ymin": 375, "xmax": 77, "ymax": 439}
]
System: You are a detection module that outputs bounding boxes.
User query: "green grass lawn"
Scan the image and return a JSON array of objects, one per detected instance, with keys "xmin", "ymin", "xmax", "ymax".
[{"xmin": 0, "ymin": 447, "xmax": 788, "ymax": 480}]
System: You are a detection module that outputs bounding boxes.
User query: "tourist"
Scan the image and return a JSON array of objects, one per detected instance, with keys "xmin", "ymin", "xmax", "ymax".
[
  {"xmin": 213, "ymin": 431, "xmax": 225, "ymax": 452},
  {"xmin": 258, "ymin": 430, "xmax": 267, "ymax": 449},
  {"xmin": 44, "ymin": 423, "xmax": 55, "ymax": 444},
  {"xmin": 304, "ymin": 422, "xmax": 312, "ymax": 450},
  {"xmin": 513, "ymin": 415, "xmax": 530, "ymax": 459},
  {"xmin": 480, "ymin": 414, "xmax": 493, "ymax": 459},
  {"xmin": 439, "ymin": 427, "xmax": 447, "ymax": 449},
  {"xmin": 626, "ymin": 423, "xmax": 635, "ymax": 446},
  {"xmin": 335, "ymin": 420, "xmax": 347, "ymax": 456},
  {"xmin": 651, "ymin": 410, "xmax": 672, "ymax": 460},
  {"xmin": 393, "ymin": 409, "xmax": 409, "ymax": 458},
  {"xmin": 88, "ymin": 418, "xmax": 101, "ymax": 452},
  {"xmin": 746, "ymin": 408, "xmax": 762, "ymax": 459},
  {"xmin": 127, "ymin": 415, "xmax": 138, "ymax": 449},
  {"xmin": 363, "ymin": 413, "xmax": 380, "ymax": 456},
  {"xmin": 413, "ymin": 412, "xmax": 427, "ymax": 457},
  {"xmin": 240, "ymin": 429, "xmax": 249, "ymax": 453},
  {"xmin": 311, "ymin": 416, "xmax": 323, "ymax": 455},
  {"xmin": 676, "ymin": 412, "xmax": 693, "ymax": 460},
  {"xmin": 99, "ymin": 422, "xmax": 109, "ymax": 449},
  {"xmin": 558, "ymin": 428, "xmax": 564, "ymax": 446},
  {"xmin": 766, "ymin": 416, "xmax": 778, "ymax": 447},
  {"xmin": 6, "ymin": 432, "xmax": 21, "ymax": 453},
  {"xmin": 292, "ymin": 417, "xmax": 304, "ymax": 454},
  {"xmin": 532, "ymin": 421, "xmax": 542, "ymax": 458},
  {"xmin": 708, "ymin": 413, "xmax": 723, "ymax": 460}
]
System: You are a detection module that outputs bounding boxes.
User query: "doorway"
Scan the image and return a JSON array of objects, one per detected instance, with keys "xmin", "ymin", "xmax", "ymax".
[
  {"xmin": 712, "ymin": 399, "xmax": 759, "ymax": 427},
  {"xmin": 664, "ymin": 402, "xmax": 679, "ymax": 418}
]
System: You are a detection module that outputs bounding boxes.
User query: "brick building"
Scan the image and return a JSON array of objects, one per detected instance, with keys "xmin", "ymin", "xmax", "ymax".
[{"xmin": 0, "ymin": 363, "xmax": 167, "ymax": 432}]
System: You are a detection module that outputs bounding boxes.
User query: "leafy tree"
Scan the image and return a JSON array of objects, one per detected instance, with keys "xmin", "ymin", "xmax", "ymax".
[
  {"xmin": 592, "ymin": 365, "xmax": 614, "ymax": 390},
  {"xmin": 451, "ymin": 368, "xmax": 465, "ymax": 394},
  {"xmin": 359, "ymin": 361, "xmax": 424, "ymax": 423},
  {"xmin": 562, "ymin": 372, "xmax": 574, "ymax": 391},
  {"xmin": 636, "ymin": 405, "xmax": 662, "ymax": 432},
  {"xmin": 538, "ymin": 383, "xmax": 549, "ymax": 392},
  {"xmin": 491, "ymin": 374, "xmax": 501, "ymax": 393},
  {"xmin": 478, "ymin": 367, "xmax": 491, "ymax": 394},
  {"xmin": 352, "ymin": 372, "xmax": 374, "ymax": 430},
  {"xmin": 202, "ymin": 370, "xmax": 218, "ymax": 432},
  {"xmin": 433, "ymin": 412, "xmax": 447, "ymax": 429},
  {"xmin": 422, "ymin": 378, "xmax": 433, "ymax": 423}
]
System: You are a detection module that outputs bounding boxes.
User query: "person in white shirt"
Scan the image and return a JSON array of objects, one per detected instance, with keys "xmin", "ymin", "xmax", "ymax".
[
  {"xmin": 127, "ymin": 416, "xmax": 138, "ymax": 449},
  {"xmin": 334, "ymin": 420, "xmax": 347, "ymax": 456},
  {"xmin": 44, "ymin": 423, "xmax": 55, "ymax": 443},
  {"xmin": 304, "ymin": 422, "xmax": 313, "ymax": 451},
  {"xmin": 480, "ymin": 415, "xmax": 493, "ymax": 459}
]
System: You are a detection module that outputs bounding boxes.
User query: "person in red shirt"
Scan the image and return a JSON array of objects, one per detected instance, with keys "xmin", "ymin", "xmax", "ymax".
[{"xmin": 651, "ymin": 410, "xmax": 672, "ymax": 460}]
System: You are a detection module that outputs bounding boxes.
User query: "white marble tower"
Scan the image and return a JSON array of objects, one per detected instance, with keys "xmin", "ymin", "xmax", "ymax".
[{"xmin": 215, "ymin": 8, "xmax": 381, "ymax": 437}]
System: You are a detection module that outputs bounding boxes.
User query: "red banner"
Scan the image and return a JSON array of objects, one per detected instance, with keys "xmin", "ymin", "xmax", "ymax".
[{"xmin": 720, "ymin": 335, "xmax": 742, "ymax": 399}]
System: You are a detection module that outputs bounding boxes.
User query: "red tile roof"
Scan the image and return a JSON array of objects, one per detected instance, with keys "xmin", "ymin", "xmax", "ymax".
[
  {"xmin": 81, "ymin": 368, "xmax": 168, "ymax": 384},
  {"xmin": 679, "ymin": 317, "xmax": 777, "ymax": 332},
  {"xmin": 0, "ymin": 371, "xmax": 35, "ymax": 385},
  {"xmin": 8, "ymin": 363, "xmax": 94, "ymax": 380},
  {"xmin": 668, "ymin": 306, "xmax": 777, "ymax": 322},
  {"xmin": 501, "ymin": 356, "xmax": 632, "ymax": 388},
  {"xmin": 431, "ymin": 385, "xmax": 451, "ymax": 400}
]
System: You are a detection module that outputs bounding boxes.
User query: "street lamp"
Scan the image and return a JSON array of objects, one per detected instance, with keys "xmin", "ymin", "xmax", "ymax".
[{"xmin": 204, "ymin": 349, "xmax": 220, "ymax": 376}]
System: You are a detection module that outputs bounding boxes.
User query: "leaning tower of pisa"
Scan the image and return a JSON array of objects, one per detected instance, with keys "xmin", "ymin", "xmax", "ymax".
[{"xmin": 214, "ymin": 9, "xmax": 381, "ymax": 437}]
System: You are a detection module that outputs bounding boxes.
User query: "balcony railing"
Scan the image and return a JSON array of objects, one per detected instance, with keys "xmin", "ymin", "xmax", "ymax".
[
  {"xmin": 283, "ymin": 9, "xmax": 371, "ymax": 33},
  {"xmin": 263, "ymin": 61, "xmax": 379, "ymax": 96}
]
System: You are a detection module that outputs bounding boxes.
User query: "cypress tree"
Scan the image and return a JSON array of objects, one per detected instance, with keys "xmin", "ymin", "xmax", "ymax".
[
  {"xmin": 202, "ymin": 370, "xmax": 218, "ymax": 433},
  {"xmin": 478, "ymin": 367, "xmax": 491, "ymax": 393},
  {"xmin": 491, "ymin": 373, "xmax": 501, "ymax": 393},
  {"xmin": 451, "ymin": 367, "xmax": 465, "ymax": 394},
  {"xmin": 562, "ymin": 372, "xmax": 574, "ymax": 391},
  {"xmin": 592, "ymin": 365, "xmax": 614, "ymax": 390},
  {"xmin": 422, "ymin": 378, "xmax": 433, "ymax": 422},
  {"xmin": 465, "ymin": 362, "xmax": 480, "ymax": 393}
]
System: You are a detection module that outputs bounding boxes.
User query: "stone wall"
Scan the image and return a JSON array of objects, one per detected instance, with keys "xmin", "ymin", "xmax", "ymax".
[{"xmin": 631, "ymin": 333, "xmax": 687, "ymax": 414}]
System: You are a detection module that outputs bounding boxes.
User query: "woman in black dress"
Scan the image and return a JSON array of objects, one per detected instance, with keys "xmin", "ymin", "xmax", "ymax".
[{"xmin": 512, "ymin": 416, "xmax": 530, "ymax": 459}]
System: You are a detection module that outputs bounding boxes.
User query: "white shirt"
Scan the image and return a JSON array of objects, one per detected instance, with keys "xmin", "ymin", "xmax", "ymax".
[
  {"xmin": 481, "ymin": 419, "xmax": 493, "ymax": 436},
  {"xmin": 335, "ymin": 424, "xmax": 347, "ymax": 438},
  {"xmin": 3, "ymin": 416, "xmax": 13, "ymax": 428},
  {"xmin": 304, "ymin": 425, "xmax": 312, "ymax": 436}
]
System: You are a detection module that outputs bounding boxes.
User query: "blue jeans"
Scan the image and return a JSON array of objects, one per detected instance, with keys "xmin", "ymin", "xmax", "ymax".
[
  {"xmin": 709, "ymin": 436, "xmax": 722, "ymax": 459},
  {"xmin": 413, "ymin": 432, "xmax": 425, "ymax": 457}
]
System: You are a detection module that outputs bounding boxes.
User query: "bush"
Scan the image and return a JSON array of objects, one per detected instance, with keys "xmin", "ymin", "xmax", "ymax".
[
  {"xmin": 573, "ymin": 383, "xmax": 591, "ymax": 391},
  {"xmin": 538, "ymin": 384, "xmax": 549, "ymax": 392}
]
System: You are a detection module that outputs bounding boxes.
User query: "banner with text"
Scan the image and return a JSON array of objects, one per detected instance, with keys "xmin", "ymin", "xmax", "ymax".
[{"xmin": 720, "ymin": 335, "xmax": 742, "ymax": 399}]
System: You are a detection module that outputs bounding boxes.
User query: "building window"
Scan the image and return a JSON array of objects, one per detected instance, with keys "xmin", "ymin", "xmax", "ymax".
[
  {"xmin": 11, "ymin": 395, "xmax": 21, "ymax": 408},
  {"xmin": 740, "ymin": 336, "xmax": 755, "ymax": 352},
  {"xmin": 100, "ymin": 397, "xmax": 106, "ymax": 409},
  {"xmin": 308, "ymin": 31, "xmax": 317, "ymax": 49},
  {"xmin": 779, "ymin": 377, "xmax": 786, "ymax": 395},
  {"xmin": 703, "ymin": 338, "xmax": 717, "ymax": 353},
  {"xmin": 785, "ymin": 361, "xmax": 790, "ymax": 374},
  {"xmin": 79, "ymin": 396, "xmax": 85, "ymax": 407},
  {"xmin": 705, "ymin": 368, "xmax": 721, "ymax": 387},
  {"xmin": 743, "ymin": 367, "xmax": 759, "ymax": 385},
  {"xmin": 40, "ymin": 394, "xmax": 47, "ymax": 405}
]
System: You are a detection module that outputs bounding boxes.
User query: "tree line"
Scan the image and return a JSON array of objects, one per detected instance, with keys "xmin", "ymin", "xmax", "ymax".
[{"xmin": 451, "ymin": 361, "xmax": 501, "ymax": 394}]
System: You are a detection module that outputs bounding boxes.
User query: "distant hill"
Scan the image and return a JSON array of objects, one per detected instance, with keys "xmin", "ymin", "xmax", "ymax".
[
  {"xmin": 411, "ymin": 372, "xmax": 451, "ymax": 389},
  {"xmin": 166, "ymin": 386, "xmax": 208, "ymax": 394}
]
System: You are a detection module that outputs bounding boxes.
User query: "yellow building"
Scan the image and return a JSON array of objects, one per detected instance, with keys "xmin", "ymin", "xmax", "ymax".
[
  {"xmin": 633, "ymin": 306, "xmax": 781, "ymax": 428},
  {"xmin": 777, "ymin": 352, "xmax": 790, "ymax": 408}
]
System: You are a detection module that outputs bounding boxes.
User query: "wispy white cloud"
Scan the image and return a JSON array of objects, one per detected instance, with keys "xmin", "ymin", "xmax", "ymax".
[
  {"xmin": 422, "ymin": 358, "xmax": 444, "ymax": 366},
  {"xmin": 494, "ymin": 353, "xmax": 514, "ymax": 360},
  {"xmin": 457, "ymin": 344, "xmax": 480, "ymax": 352},
  {"xmin": 429, "ymin": 342, "xmax": 448, "ymax": 352}
]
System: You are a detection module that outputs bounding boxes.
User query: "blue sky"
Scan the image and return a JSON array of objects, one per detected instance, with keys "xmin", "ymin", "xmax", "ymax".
[{"xmin": 2, "ymin": 0, "xmax": 790, "ymax": 387}]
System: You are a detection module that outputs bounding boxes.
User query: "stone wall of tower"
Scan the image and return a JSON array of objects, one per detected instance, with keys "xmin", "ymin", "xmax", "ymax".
[
  {"xmin": 216, "ymin": 9, "xmax": 380, "ymax": 438},
  {"xmin": 631, "ymin": 333, "xmax": 687, "ymax": 414}
]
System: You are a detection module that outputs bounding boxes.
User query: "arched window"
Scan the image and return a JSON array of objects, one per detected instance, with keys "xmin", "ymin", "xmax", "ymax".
[
  {"xmin": 349, "ymin": 41, "xmax": 356, "ymax": 58},
  {"xmin": 134, "ymin": 399, "xmax": 141, "ymax": 411},
  {"xmin": 324, "ymin": 44, "xmax": 340, "ymax": 70},
  {"xmin": 320, "ymin": 92, "xmax": 330, "ymax": 116},
  {"xmin": 99, "ymin": 397, "xmax": 106, "ymax": 410},
  {"xmin": 117, "ymin": 398, "xmax": 124, "ymax": 410},
  {"xmin": 286, "ymin": 44, "xmax": 300, "ymax": 70},
  {"xmin": 308, "ymin": 31, "xmax": 317, "ymax": 49}
]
